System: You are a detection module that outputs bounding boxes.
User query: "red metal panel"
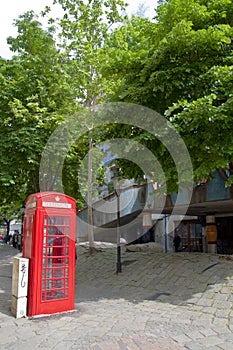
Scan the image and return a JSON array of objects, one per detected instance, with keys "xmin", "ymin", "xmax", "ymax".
[{"xmin": 23, "ymin": 192, "xmax": 76, "ymax": 317}]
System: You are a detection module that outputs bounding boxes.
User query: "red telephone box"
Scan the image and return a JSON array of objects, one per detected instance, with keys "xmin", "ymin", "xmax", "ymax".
[{"xmin": 22, "ymin": 192, "xmax": 76, "ymax": 317}]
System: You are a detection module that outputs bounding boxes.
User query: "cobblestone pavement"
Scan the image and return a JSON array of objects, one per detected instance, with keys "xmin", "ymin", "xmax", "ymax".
[{"xmin": 1, "ymin": 243, "xmax": 233, "ymax": 349}]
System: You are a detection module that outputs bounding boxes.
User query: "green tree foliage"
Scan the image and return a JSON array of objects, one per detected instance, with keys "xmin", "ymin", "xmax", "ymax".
[
  {"xmin": 2, "ymin": 0, "xmax": 232, "ymax": 221},
  {"xmin": 105, "ymin": 0, "xmax": 233, "ymax": 185},
  {"xmin": 50, "ymin": 0, "xmax": 127, "ymax": 105},
  {"xmin": 102, "ymin": 15, "xmax": 157, "ymax": 103},
  {"xmin": 0, "ymin": 1, "xmax": 127, "ymax": 217},
  {"xmin": 42, "ymin": 0, "xmax": 128, "ymax": 204},
  {"xmin": 0, "ymin": 11, "xmax": 75, "ymax": 215}
]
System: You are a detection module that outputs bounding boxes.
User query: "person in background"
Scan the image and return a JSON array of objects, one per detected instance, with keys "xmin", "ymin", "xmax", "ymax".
[
  {"xmin": 173, "ymin": 233, "xmax": 181, "ymax": 252},
  {"xmin": 12, "ymin": 230, "xmax": 19, "ymax": 249},
  {"xmin": 17, "ymin": 233, "xmax": 22, "ymax": 252},
  {"xmin": 75, "ymin": 241, "xmax": 77, "ymax": 265}
]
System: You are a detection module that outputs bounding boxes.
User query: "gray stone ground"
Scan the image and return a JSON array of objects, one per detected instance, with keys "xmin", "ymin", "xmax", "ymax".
[{"xmin": 1, "ymin": 242, "xmax": 233, "ymax": 349}]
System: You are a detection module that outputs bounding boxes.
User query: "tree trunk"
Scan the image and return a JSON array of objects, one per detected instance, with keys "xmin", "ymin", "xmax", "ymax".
[
  {"xmin": 31, "ymin": 170, "xmax": 39, "ymax": 193},
  {"xmin": 87, "ymin": 136, "xmax": 95, "ymax": 255}
]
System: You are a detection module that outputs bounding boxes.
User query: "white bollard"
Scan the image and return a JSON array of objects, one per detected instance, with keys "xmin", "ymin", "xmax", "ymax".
[{"xmin": 11, "ymin": 257, "xmax": 29, "ymax": 318}]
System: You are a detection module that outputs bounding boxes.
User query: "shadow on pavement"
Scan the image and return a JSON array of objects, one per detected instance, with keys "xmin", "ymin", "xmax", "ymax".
[
  {"xmin": 1, "ymin": 243, "xmax": 233, "ymax": 318},
  {"xmin": 75, "ymin": 246, "xmax": 233, "ymax": 307}
]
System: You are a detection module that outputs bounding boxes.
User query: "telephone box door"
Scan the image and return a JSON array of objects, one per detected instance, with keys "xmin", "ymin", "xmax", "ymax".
[{"xmin": 40, "ymin": 213, "xmax": 75, "ymax": 314}]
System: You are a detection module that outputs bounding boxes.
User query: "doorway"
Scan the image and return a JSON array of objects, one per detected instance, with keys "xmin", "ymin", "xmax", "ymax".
[
  {"xmin": 216, "ymin": 217, "xmax": 233, "ymax": 254},
  {"xmin": 175, "ymin": 220, "xmax": 203, "ymax": 252}
]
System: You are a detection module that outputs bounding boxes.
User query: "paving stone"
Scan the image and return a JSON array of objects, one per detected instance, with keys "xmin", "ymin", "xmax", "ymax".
[
  {"xmin": 1, "ymin": 244, "xmax": 233, "ymax": 350},
  {"xmin": 217, "ymin": 342, "xmax": 233, "ymax": 350},
  {"xmin": 215, "ymin": 309, "xmax": 230, "ymax": 318},
  {"xmin": 198, "ymin": 335, "xmax": 225, "ymax": 347},
  {"xmin": 185, "ymin": 341, "xmax": 204, "ymax": 350},
  {"xmin": 200, "ymin": 328, "xmax": 218, "ymax": 337},
  {"xmin": 184, "ymin": 330, "xmax": 205, "ymax": 340}
]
